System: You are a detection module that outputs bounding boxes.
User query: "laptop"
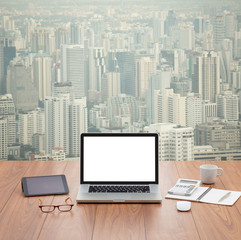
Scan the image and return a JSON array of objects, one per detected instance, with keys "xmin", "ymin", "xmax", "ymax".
[{"xmin": 76, "ymin": 133, "xmax": 162, "ymax": 203}]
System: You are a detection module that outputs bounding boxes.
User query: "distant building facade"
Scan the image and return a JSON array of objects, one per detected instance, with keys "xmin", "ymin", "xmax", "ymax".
[{"xmin": 144, "ymin": 123, "xmax": 194, "ymax": 161}]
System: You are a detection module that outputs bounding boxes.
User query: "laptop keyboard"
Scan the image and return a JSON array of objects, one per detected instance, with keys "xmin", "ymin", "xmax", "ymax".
[{"xmin": 89, "ymin": 185, "xmax": 150, "ymax": 193}]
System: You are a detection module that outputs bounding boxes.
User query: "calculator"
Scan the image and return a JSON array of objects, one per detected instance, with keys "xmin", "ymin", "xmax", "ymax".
[{"xmin": 168, "ymin": 179, "xmax": 201, "ymax": 196}]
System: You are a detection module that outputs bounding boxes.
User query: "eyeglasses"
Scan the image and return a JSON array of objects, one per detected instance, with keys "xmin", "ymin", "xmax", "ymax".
[{"xmin": 39, "ymin": 197, "xmax": 74, "ymax": 213}]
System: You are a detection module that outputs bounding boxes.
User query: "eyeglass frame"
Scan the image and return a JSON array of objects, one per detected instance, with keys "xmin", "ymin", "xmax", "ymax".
[{"xmin": 38, "ymin": 197, "xmax": 74, "ymax": 213}]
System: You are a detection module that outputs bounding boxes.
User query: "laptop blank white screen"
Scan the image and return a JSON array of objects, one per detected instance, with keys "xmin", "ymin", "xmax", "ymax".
[{"xmin": 83, "ymin": 135, "xmax": 156, "ymax": 183}]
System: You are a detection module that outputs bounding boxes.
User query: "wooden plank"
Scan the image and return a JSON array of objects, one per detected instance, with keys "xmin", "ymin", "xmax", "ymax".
[
  {"xmin": 38, "ymin": 161, "xmax": 97, "ymax": 240},
  {"xmin": 0, "ymin": 161, "xmax": 30, "ymax": 212},
  {"xmin": 213, "ymin": 161, "xmax": 241, "ymax": 216},
  {"xmin": 0, "ymin": 161, "xmax": 67, "ymax": 240},
  {"xmin": 176, "ymin": 161, "xmax": 241, "ymax": 240},
  {"xmin": 92, "ymin": 203, "xmax": 145, "ymax": 240},
  {"xmin": 144, "ymin": 161, "xmax": 200, "ymax": 240}
]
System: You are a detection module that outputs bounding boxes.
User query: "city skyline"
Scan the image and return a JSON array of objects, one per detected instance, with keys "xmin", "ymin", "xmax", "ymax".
[{"xmin": 0, "ymin": 0, "xmax": 241, "ymax": 161}]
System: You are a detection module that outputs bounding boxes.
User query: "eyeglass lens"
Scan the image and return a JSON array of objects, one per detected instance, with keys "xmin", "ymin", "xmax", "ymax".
[{"xmin": 40, "ymin": 205, "xmax": 72, "ymax": 213}]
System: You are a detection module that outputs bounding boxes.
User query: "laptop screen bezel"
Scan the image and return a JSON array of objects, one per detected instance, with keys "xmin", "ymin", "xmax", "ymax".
[{"xmin": 80, "ymin": 133, "xmax": 159, "ymax": 184}]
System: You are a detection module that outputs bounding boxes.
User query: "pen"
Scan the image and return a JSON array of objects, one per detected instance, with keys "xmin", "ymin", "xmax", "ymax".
[{"xmin": 218, "ymin": 192, "xmax": 231, "ymax": 202}]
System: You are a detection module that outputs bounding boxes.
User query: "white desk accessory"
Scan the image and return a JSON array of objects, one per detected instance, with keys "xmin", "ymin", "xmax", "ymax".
[{"xmin": 176, "ymin": 201, "xmax": 191, "ymax": 212}]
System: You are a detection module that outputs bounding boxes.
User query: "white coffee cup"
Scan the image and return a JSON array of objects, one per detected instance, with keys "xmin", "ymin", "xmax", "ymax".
[{"xmin": 200, "ymin": 164, "xmax": 223, "ymax": 184}]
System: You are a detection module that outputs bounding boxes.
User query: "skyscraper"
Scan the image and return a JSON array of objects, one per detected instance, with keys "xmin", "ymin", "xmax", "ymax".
[
  {"xmin": 45, "ymin": 94, "xmax": 88, "ymax": 157},
  {"xmin": 88, "ymin": 47, "xmax": 106, "ymax": 94},
  {"xmin": 179, "ymin": 26, "xmax": 195, "ymax": 50},
  {"xmin": 6, "ymin": 59, "xmax": 38, "ymax": 111},
  {"xmin": 18, "ymin": 108, "xmax": 45, "ymax": 146},
  {"xmin": 225, "ymin": 13, "xmax": 236, "ymax": 39},
  {"xmin": 147, "ymin": 68, "xmax": 172, "ymax": 124},
  {"xmin": 156, "ymin": 88, "xmax": 186, "ymax": 126},
  {"xmin": 193, "ymin": 51, "xmax": 220, "ymax": 103},
  {"xmin": 234, "ymin": 31, "xmax": 241, "ymax": 59},
  {"xmin": 0, "ymin": 36, "xmax": 16, "ymax": 94},
  {"xmin": 135, "ymin": 56, "xmax": 156, "ymax": 100},
  {"xmin": 216, "ymin": 91, "xmax": 239, "ymax": 121},
  {"xmin": 61, "ymin": 44, "xmax": 86, "ymax": 98},
  {"xmin": 55, "ymin": 27, "xmax": 69, "ymax": 49},
  {"xmin": 30, "ymin": 27, "xmax": 50, "ymax": 53},
  {"xmin": 102, "ymin": 72, "xmax": 121, "ymax": 102},
  {"xmin": 69, "ymin": 97, "xmax": 88, "ymax": 157},
  {"xmin": 0, "ymin": 94, "xmax": 16, "ymax": 146},
  {"xmin": 45, "ymin": 95, "xmax": 70, "ymax": 155},
  {"xmin": 114, "ymin": 51, "xmax": 136, "ymax": 96},
  {"xmin": 194, "ymin": 17, "xmax": 204, "ymax": 34},
  {"xmin": 213, "ymin": 15, "xmax": 225, "ymax": 49},
  {"xmin": 186, "ymin": 93, "xmax": 202, "ymax": 128},
  {"xmin": 33, "ymin": 52, "xmax": 52, "ymax": 101},
  {"xmin": 144, "ymin": 123, "xmax": 194, "ymax": 161},
  {"xmin": 0, "ymin": 116, "xmax": 8, "ymax": 160}
]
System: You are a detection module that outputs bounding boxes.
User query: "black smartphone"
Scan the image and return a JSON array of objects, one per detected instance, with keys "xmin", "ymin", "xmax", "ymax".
[{"xmin": 21, "ymin": 175, "xmax": 69, "ymax": 197}]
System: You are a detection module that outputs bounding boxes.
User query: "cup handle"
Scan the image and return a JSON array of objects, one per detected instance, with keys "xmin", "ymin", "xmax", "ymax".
[{"xmin": 217, "ymin": 168, "xmax": 223, "ymax": 176}]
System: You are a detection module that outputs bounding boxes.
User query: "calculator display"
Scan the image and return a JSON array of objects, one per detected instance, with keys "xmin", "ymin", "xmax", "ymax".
[{"xmin": 179, "ymin": 180, "xmax": 198, "ymax": 185}]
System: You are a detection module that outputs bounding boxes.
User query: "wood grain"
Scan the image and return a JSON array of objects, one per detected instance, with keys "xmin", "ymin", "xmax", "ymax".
[
  {"xmin": 0, "ymin": 161, "xmax": 67, "ymax": 240},
  {"xmin": 144, "ymin": 161, "xmax": 200, "ymax": 240},
  {"xmin": 0, "ymin": 161, "xmax": 30, "ymax": 212},
  {"xmin": 176, "ymin": 161, "xmax": 241, "ymax": 240},
  {"xmin": 38, "ymin": 161, "xmax": 97, "ymax": 240},
  {"xmin": 0, "ymin": 161, "xmax": 241, "ymax": 240},
  {"xmin": 93, "ymin": 203, "xmax": 145, "ymax": 240}
]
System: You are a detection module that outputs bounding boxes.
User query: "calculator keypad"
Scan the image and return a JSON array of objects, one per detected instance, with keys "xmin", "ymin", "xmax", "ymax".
[{"xmin": 168, "ymin": 184, "xmax": 196, "ymax": 195}]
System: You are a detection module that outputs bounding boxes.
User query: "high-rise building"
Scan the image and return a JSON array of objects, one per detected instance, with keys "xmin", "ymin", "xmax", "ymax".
[
  {"xmin": 153, "ymin": 17, "xmax": 165, "ymax": 42},
  {"xmin": 202, "ymin": 100, "xmax": 217, "ymax": 123},
  {"xmin": 135, "ymin": 56, "xmax": 156, "ymax": 100},
  {"xmin": 216, "ymin": 91, "xmax": 239, "ymax": 121},
  {"xmin": 69, "ymin": 97, "xmax": 88, "ymax": 157},
  {"xmin": 113, "ymin": 51, "xmax": 136, "ymax": 96},
  {"xmin": 55, "ymin": 27, "xmax": 69, "ymax": 49},
  {"xmin": 30, "ymin": 27, "xmax": 50, "ymax": 53},
  {"xmin": 192, "ymin": 51, "xmax": 220, "ymax": 103},
  {"xmin": 156, "ymin": 88, "xmax": 186, "ymax": 126},
  {"xmin": 213, "ymin": 15, "xmax": 225, "ymax": 49},
  {"xmin": 144, "ymin": 123, "xmax": 194, "ymax": 161},
  {"xmin": 33, "ymin": 52, "xmax": 52, "ymax": 101},
  {"xmin": 2, "ymin": 16, "xmax": 15, "ymax": 30},
  {"xmin": 106, "ymin": 94, "xmax": 139, "ymax": 127},
  {"xmin": 0, "ymin": 36, "xmax": 16, "ymax": 94},
  {"xmin": 196, "ymin": 121, "xmax": 241, "ymax": 149},
  {"xmin": 6, "ymin": 59, "xmax": 38, "ymax": 111},
  {"xmin": 70, "ymin": 23, "xmax": 84, "ymax": 45},
  {"xmin": 45, "ymin": 95, "xmax": 70, "ymax": 155},
  {"xmin": 179, "ymin": 26, "xmax": 195, "ymax": 50},
  {"xmin": 225, "ymin": 13, "xmax": 236, "ymax": 39},
  {"xmin": 45, "ymin": 94, "xmax": 88, "ymax": 156},
  {"xmin": 147, "ymin": 68, "xmax": 172, "ymax": 124},
  {"xmin": 165, "ymin": 10, "xmax": 176, "ymax": 36},
  {"xmin": 234, "ymin": 31, "xmax": 241, "ymax": 59},
  {"xmin": 61, "ymin": 44, "xmax": 86, "ymax": 98},
  {"xmin": 18, "ymin": 108, "xmax": 45, "ymax": 146},
  {"xmin": 0, "ymin": 94, "xmax": 16, "ymax": 146},
  {"xmin": 88, "ymin": 47, "xmax": 106, "ymax": 93},
  {"xmin": 186, "ymin": 93, "xmax": 202, "ymax": 128},
  {"xmin": 53, "ymin": 81, "xmax": 74, "ymax": 101},
  {"xmin": 0, "ymin": 116, "xmax": 8, "ymax": 160},
  {"xmin": 220, "ymin": 39, "xmax": 233, "ymax": 84},
  {"xmin": 102, "ymin": 72, "xmax": 121, "ymax": 102},
  {"xmin": 194, "ymin": 17, "xmax": 204, "ymax": 34}
]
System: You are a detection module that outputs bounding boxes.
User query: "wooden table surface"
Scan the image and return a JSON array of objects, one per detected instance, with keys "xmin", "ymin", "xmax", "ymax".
[{"xmin": 0, "ymin": 160, "xmax": 241, "ymax": 240}]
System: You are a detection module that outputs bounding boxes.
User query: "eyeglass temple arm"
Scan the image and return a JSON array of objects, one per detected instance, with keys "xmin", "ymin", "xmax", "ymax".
[
  {"xmin": 65, "ymin": 197, "xmax": 73, "ymax": 204},
  {"xmin": 39, "ymin": 197, "xmax": 73, "ymax": 205}
]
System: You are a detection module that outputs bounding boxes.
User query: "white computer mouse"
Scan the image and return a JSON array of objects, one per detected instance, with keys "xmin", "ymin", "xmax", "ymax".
[{"xmin": 176, "ymin": 201, "xmax": 191, "ymax": 212}]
